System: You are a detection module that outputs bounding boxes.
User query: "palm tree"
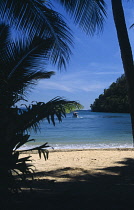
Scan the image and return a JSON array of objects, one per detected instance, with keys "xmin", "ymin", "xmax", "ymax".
[
  {"xmin": 2, "ymin": 1, "xmax": 134, "ymax": 144},
  {"xmin": 1, "ymin": 1, "xmax": 84, "ymax": 199},
  {"xmin": 1, "ymin": 0, "xmax": 74, "ymax": 69},
  {"xmin": 0, "ymin": 24, "xmax": 82, "ymax": 199},
  {"xmin": 1, "ymin": 0, "xmax": 134, "ymax": 194}
]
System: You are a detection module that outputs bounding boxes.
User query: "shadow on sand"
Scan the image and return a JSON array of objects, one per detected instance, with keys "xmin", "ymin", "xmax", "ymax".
[{"xmin": 9, "ymin": 158, "xmax": 134, "ymax": 210}]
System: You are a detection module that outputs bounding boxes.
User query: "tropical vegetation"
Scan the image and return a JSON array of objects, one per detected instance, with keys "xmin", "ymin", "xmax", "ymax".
[
  {"xmin": 0, "ymin": 1, "xmax": 83, "ymax": 199},
  {"xmin": 0, "ymin": 23, "xmax": 82, "ymax": 198},
  {"xmin": 90, "ymin": 74, "xmax": 129, "ymax": 113},
  {"xmin": 1, "ymin": 0, "xmax": 134, "ymax": 200}
]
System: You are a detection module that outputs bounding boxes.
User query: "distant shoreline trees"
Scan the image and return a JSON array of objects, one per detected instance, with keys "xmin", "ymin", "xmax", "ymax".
[{"xmin": 90, "ymin": 75, "xmax": 130, "ymax": 113}]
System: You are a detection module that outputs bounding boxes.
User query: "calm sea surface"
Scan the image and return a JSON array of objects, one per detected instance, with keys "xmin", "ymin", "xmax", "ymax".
[{"xmin": 22, "ymin": 110, "xmax": 133, "ymax": 150}]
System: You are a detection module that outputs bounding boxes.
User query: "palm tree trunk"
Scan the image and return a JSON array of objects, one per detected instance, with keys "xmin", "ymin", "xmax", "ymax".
[{"xmin": 111, "ymin": 0, "xmax": 134, "ymax": 146}]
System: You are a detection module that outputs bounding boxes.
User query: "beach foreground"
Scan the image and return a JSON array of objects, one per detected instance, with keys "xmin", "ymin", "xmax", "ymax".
[
  {"xmin": 29, "ymin": 148, "xmax": 134, "ymax": 180},
  {"xmin": 12, "ymin": 149, "xmax": 134, "ymax": 209}
]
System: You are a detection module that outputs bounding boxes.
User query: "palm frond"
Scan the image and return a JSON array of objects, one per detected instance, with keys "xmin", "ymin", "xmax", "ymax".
[
  {"xmin": 16, "ymin": 97, "xmax": 83, "ymax": 133},
  {"xmin": 0, "ymin": 24, "xmax": 14, "ymax": 67},
  {"xmin": 1, "ymin": 36, "xmax": 53, "ymax": 75},
  {"xmin": 38, "ymin": 5, "xmax": 73, "ymax": 68},
  {"xmin": 0, "ymin": 35, "xmax": 56, "ymax": 106},
  {"xmin": 0, "ymin": 23, "xmax": 11, "ymax": 49},
  {"xmin": 55, "ymin": 0, "xmax": 107, "ymax": 35},
  {"xmin": 19, "ymin": 143, "xmax": 50, "ymax": 160},
  {"xmin": 13, "ymin": 134, "xmax": 34, "ymax": 151},
  {"xmin": 130, "ymin": 23, "xmax": 134, "ymax": 29},
  {"xmin": 0, "ymin": 0, "xmax": 73, "ymax": 69}
]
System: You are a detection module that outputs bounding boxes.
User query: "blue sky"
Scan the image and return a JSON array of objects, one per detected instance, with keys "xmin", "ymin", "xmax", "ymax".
[{"xmin": 26, "ymin": 1, "xmax": 134, "ymax": 110}]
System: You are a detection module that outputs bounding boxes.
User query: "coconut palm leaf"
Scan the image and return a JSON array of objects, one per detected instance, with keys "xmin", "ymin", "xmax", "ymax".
[
  {"xmin": 0, "ymin": 0, "xmax": 73, "ymax": 69},
  {"xmin": 0, "ymin": 4, "xmax": 84, "ymax": 193},
  {"xmin": 18, "ymin": 143, "xmax": 50, "ymax": 160},
  {"xmin": 0, "ymin": 24, "xmax": 11, "ymax": 49},
  {"xmin": 0, "ymin": 95, "xmax": 80, "ymax": 154},
  {"xmin": 15, "ymin": 97, "xmax": 83, "ymax": 133},
  {"xmin": 0, "ymin": 33, "xmax": 56, "ymax": 106},
  {"xmin": 54, "ymin": 0, "xmax": 107, "ymax": 35},
  {"xmin": 13, "ymin": 134, "xmax": 34, "ymax": 151}
]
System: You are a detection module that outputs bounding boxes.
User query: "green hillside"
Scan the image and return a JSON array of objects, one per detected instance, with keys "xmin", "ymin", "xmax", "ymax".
[{"xmin": 90, "ymin": 75, "xmax": 130, "ymax": 113}]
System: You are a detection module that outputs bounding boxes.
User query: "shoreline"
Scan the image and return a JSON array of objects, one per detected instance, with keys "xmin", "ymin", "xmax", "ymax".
[{"xmin": 20, "ymin": 147, "xmax": 134, "ymax": 154}]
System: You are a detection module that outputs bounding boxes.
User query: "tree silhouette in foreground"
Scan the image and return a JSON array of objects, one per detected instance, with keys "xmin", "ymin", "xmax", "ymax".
[
  {"xmin": 0, "ymin": 23, "xmax": 82, "ymax": 200},
  {"xmin": 1, "ymin": 0, "xmax": 134, "ymax": 199}
]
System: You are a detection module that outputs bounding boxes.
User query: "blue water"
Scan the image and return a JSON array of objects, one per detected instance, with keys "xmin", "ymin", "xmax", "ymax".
[{"xmin": 21, "ymin": 110, "xmax": 133, "ymax": 150}]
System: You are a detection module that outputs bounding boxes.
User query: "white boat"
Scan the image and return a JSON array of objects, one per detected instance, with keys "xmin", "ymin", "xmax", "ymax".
[{"xmin": 73, "ymin": 112, "xmax": 78, "ymax": 118}]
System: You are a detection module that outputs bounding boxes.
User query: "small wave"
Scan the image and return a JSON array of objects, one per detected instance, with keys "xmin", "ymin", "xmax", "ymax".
[{"xmin": 19, "ymin": 142, "xmax": 133, "ymax": 151}]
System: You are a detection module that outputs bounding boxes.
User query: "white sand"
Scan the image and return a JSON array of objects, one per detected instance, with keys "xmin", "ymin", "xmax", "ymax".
[{"xmin": 21, "ymin": 149, "xmax": 134, "ymax": 181}]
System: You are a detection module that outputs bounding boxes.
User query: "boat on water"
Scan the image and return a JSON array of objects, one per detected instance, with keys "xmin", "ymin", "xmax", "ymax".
[{"xmin": 73, "ymin": 112, "xmax": 78, "ymax": 118}]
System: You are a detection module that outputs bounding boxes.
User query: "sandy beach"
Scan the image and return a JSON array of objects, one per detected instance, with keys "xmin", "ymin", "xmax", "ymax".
[
  {"xmin": 15, "ymin": 149, "xmax": 134, "ymax": 209},
  {"xmin": 27, "ymin": 148, "xmax": 134, "ymax": 181}
]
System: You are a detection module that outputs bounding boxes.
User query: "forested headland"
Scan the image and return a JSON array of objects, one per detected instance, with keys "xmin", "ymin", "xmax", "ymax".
[{"xmin": 90, "ymin": 75, "xmax": 130, "ymax": 113}]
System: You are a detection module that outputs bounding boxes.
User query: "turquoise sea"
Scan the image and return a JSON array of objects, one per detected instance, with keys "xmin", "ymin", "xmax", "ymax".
[{"xmin": 22, "ymin": 110, "xmax": 133, "ymax": 150}]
